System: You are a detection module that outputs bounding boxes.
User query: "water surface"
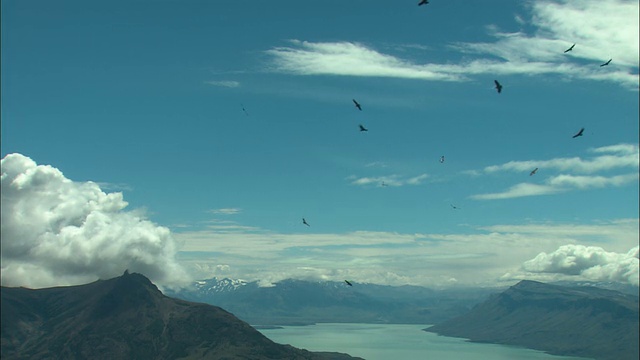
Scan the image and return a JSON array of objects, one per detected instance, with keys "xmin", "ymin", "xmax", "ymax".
[{"xmin": 258, "ymin": 323, "xmax": 592, "ymax": 360}]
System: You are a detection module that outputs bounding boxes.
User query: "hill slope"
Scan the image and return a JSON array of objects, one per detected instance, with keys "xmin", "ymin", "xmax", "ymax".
[
  {"xmin": 425, "ymin": 280, "xmax": 639, "ymax": 360},
  {"xmin": 0, "ymin": 272, "xmax": 361, "ymax": 360}
]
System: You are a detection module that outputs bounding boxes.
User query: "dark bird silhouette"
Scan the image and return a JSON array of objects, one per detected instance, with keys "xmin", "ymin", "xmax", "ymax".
[
  {"xmin": 381, "ymin": 181, "xmax": 388, "ymax": 187},
  {"xmin": 418, "ymin": 0, "xmax": 429, "ymax": 5},
  {"xmin": 353, "ymin": 99, "xmax": 362, "ymax": 111},
  {"xmin": 564, "ymin": 43, "xmax": 575, "ymax": 53},
  {"xmin": 494, "ymin": 80, "xmax": 503, "ymax": 94},
  {"xmin": 344, "ymin": 280, "xmax": 353, "ymax": 286},
  {"xmin": 572, "ymin": 128, "xmax": 584, "ymax": 138},
  {"xmin": 302, "ymin": 218, "xmax": 310, "ymax": 227},
  {"xmin": 530, "ymin": 167, "xmax": 538, "ymax": 176},
  {"xmin": 440, "ymin": 155, "xmax": 445, "ymax": 163},
  {"xmin": 359, "ymin": 124, "xmax": 368, "ymax": 132},
  {"xmin": 450, "ymin": 204, "xmax": 461, "ymax": 210},
  {"xmin": 600, "ymin": 59, "xmax": 612, "ymax": 67}
]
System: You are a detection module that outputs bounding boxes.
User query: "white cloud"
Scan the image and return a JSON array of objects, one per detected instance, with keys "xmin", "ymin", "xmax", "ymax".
[
  {"xmin": 348, "ymin": 173, "xmax": 429, "ymax": 187},
  {"xmin": 483, "ymin": 144, "xmax": 639, "ymax": 174},
  {"xmin": 547, "ymin": 173, "xmax": 639, "ymax": 188},
  {"xmin": 472, "ymin": 172, "xmax": 639, "ymax": 200},
  {"xmin": 471, "ymin": 183, "xmax": 561, "ymax": 200},
  {"xmin": 265, "ymin": 1, "xmax": 639, "ymax": 88},
  {"xmin": 529, "ymin": 0, "xmax": 639, "ymax": 67},
  {"xmin": 522, "ymin": 244, "xmax": 639, "ymax": 285},
  {"xmin": 266, "ymin": 40, "xmax": 463, "ymax": 82},
  {"xmin": 208, "ymin": 208, "xmax": 242, "ymax": 215},
  {"xmin": 204, "ymin": 80, "xmax": 240, "ymax": 88},
  {"xmin": 471, "ymin": 143, "xmax": 639, "ymax": 200},
  {"xmin": 0, "ymin": 153, "xmax": 189, "ymax": 289},
  {"xmin": 481, "ymin": 219, "xmax": 640, "ymax": 244},
  {"xmin": 406, "ymin": 174, "xmax": 429, "ymax": 185}
]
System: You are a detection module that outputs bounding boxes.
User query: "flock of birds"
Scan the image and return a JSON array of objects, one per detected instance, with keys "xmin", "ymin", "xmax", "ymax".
[
  {"xmin": 347, "ymin": 51, "xmax": 598, "ymax": 286},
  {"xmin": 248, "ymin": 1, "xmax": 613, "ymax": 287},
  {"xmin": 350, "ymin": 29, "xmax": 599, "ymax": 144},
  {"xmin": 301, "ymin": 26, "xmax": 602, "ymax": 287}
]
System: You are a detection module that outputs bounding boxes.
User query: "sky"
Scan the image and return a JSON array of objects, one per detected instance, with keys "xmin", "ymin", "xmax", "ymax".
[{"xmin": 1, "ymin": 0, "xmax": 638, "ymax": 290}]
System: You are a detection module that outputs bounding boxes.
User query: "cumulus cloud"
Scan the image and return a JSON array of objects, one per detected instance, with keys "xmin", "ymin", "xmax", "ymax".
[
  {"xmin": 265, "ymin": 1, "xmax": 639, "ymax": 88},
  {"xmin": 0, "ymin": 153, "xmax": 189, "ymax": 289},
  {"xmin": 522, "ymin": 244, "xmax": 639, "ymax": 285}
]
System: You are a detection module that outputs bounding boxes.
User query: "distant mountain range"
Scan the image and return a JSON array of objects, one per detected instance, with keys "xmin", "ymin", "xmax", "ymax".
[
  {"xmin": 0, "ymin": 272, "xmax": 362, "ymax": 360},
  {"xmin": 165, "ymin": 278, "xmax": 502, "ymax": 325},
  {"xmin": 426, "ymin": 280, "xmax": 639, "ymax": 360}
]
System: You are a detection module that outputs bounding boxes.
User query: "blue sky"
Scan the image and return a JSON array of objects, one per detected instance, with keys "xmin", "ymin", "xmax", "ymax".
[{"xmin": 2, "ymin": 0, "xmax": 638, "ymax": 289}]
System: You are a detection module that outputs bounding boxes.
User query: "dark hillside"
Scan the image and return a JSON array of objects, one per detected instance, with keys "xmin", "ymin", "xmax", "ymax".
[
  {"xmin": 426, "ymin": 280, "xmax": 639, "ymax": 360},
  {"xmin": 0, "ymin": 272, "xmax": 361, "ymax": 360}
]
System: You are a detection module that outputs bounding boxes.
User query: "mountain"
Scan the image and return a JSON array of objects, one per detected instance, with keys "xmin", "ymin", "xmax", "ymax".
[
  {"xmin": 0, "ymin": 271, "xmax": 362, "ymax": 360},
  {"xmin": 166, "ymin": 278, "xmax": 501, "ymax": 325},
  {"xmin": 425, "ymin": 280, "xmax": 639, "ymax": 360}
]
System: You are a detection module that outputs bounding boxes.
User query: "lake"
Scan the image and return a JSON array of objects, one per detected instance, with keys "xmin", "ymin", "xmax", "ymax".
[{"xmin": 257, "ymin": 323, "xmax": 592, "ymax": 360}]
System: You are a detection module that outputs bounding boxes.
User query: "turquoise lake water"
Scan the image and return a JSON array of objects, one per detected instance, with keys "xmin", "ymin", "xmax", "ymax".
[{"xmin": 258, "ymin": 323, "xmax": 592, "ymax": 360}]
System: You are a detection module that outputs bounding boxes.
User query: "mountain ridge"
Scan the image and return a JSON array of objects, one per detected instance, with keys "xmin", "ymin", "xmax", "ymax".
[
  {"xmin": 1, "ymin": 272, "xmax": 362, "ymax": 360},
  {"xmin": 166, "ymin": 277, "xmax": 499, "ymax": 325}
]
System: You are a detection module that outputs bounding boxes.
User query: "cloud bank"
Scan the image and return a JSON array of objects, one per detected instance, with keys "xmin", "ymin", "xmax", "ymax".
[
  {"xmin": 522, "ymin": 244, "xmax": 639, "ymax": 285},
  {"xmin": 1, "ymin": 153, "xmax": 189, "ymax": 289},
  {"xmin": 175, "ymin": 218, "xmax": 639, "ymax": 287}
]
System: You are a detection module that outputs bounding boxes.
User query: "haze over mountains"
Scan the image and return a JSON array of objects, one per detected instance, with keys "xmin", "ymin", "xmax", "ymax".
[
  {"xmin": 166, "ymin": 277, "xmax": 501, "ymax": 325},
  {"xmin": 0, "ymin": 272, "xmax": 361, "ymax": 360},
  {"xmin": 167, "ymin": 277, "xmax": 638, "ymax": 325}
]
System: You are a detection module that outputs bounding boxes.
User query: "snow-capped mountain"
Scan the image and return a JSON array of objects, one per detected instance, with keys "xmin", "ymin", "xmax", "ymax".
[{"xmin": 194, "ymin": 277, "xmax": 249, "ymax": 294}]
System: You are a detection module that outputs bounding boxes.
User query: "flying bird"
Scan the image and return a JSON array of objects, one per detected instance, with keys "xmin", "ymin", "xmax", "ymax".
[
  {"xmin": 494, "ymin": 80, "xmax": 503, "ymax": 94},
  {"xmin": 530, "ymin": 167, "xmax": 538, "ymax": 176},
  {"xmin": 344, "ymin": 280, "xmax": 353, "ymax": 286},
  {"xmin": 359, "ymin": 124, "xmax": 368, "ymax": 132},
  {"xmin": 450, "ymin": 204, "xmax": 461, "ymax": 210},
  {"xmin": 564, "ymin": 43, "xmax": 575, "ymax": 53},
  {"xmin": 600, "ymin": 59, "xmax": 612, "ymax": 67},
  {"xmin": 418, "ymin": 0, "xmax": 429, "ymax": 5},
  {"xmin": 572, "ymin": 128, "xmax": 584, "ymax": 138},
  {"xmin": 353, "ymin": 99, "xmax": 362, "ymax": 111},
  {"xmin": 302, "ymin": 218, "xmax": 310, "ymax": 227},
  {"xmin": 241, "ymin": 104, "xmax": 249, "ymax": 116},
  {"xmin": 439, "ymin": 155, "xmax": 445, "ymax": 163},
  {"xmin": 381, "ymin": 181, "xmax": 388, "ymax": 187}
]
